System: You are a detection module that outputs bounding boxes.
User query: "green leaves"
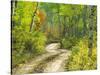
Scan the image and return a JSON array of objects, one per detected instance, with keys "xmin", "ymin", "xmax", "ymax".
[
  {"xmin": 60, "ymin": 4, "xmax": 83, "ymax": 16},
  {"xmin": 12, "ymin": 26, "xmax": 47, "ymax": 67},
  {"xmin": 12, "ymin": 2, "xmax": 37, "ymax": 31}
]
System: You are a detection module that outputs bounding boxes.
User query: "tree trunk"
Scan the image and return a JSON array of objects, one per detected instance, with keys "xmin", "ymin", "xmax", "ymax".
[
  {"xmin": 11, "ymin": 0, "xmax": 17, "ymax": 16},
  {"xmin": 57, "ymin": 5, "xmax": 62, "ymax": 38},
  {"xmin": 88, "ymin": 6, "xmax": 94, "ymax": 57},
  {"xmin": 30, "ymin": 3, "xmax": 38, "ymax": 32},
  {"xmin": 83, "ymin": 6, "xmax": 87, "ymax": 36},
  {"xmin": 11, "ymin": 0, "xmax": 17, "ymax": 28},
  {"xmin": 63, "ymin": 16, "xmax": 67, "ymax": 37}
]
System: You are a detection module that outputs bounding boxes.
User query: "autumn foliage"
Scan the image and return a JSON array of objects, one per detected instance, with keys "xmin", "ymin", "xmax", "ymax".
[{"xmin": 36, "ymin": 10, "xmax": 46, "ymax": 24}]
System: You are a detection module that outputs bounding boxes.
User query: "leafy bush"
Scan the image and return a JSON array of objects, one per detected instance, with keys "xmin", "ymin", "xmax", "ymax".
[
  {"xmin": 12, "ymin": 26, "xmax": 47, "ymax": 68},
  {"xmin": 65, "ymin": 38, "xmax": 97, "ymax": 71},
  {"xmin": 31, "ymin": 31, "xmax": 47, "ymax": 53},
  {"xmin": 61, "ymin": 36, "xmax": 78, "ymax": 49}
]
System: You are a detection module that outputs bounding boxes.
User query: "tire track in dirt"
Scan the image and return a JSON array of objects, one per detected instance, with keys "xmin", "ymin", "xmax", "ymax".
[
  {"xmin": 43, "ymin": 51, "xmax": 71, "ymax": 72},
  {"xmin": 31, "ymin": 52, "xmax": 62, "ymax": 73},
  {"xmin": 12, "ymin": 52, "xmax": 61, "ymax": 74},
  {"xmin": 31, "ymin": 50, "xmax": 71, "ymax": 73}
]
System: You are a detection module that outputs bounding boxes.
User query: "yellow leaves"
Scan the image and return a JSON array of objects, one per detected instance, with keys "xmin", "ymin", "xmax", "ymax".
[
  {"xmin": 32, "ymin": 9, "xmax": 46, "ymax": 31},
  {"xmin": 36, "ymin": 9, "xmax": 46, "ymax": 24},
  {"xmin": 18, "ymin": 64, "xmax": 24, "ymax": 67},
  {"xmin": 67, "ymin": 38, "xmax": 97, "ymax": 70}
]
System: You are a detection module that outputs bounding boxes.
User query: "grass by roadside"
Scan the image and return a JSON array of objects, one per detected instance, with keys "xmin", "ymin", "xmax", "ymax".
[{"xmin": 65, "ymin": 38, "xmax": 97, "ymax": 71}]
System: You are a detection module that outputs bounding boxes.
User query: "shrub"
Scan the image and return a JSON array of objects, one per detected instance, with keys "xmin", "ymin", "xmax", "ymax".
[
  {"xmin": 61, "ymin": 36, "xmax": 78, "ymax": 49},
  {"xmin": 31, "ymin": 31, "xmax": 47, "ymax": 53},
  {"xmin": 65, "ymin": 38, "xmax": 97, "ymax": 71},
  {"xmin": 12, "ymin": 26, "xmax": 47, "ymax": 68}
]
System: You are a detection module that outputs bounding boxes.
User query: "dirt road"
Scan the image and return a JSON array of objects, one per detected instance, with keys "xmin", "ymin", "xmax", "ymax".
[{"xmin": 13, "ymin": 43, "xmax": 71, "ymax": 74}]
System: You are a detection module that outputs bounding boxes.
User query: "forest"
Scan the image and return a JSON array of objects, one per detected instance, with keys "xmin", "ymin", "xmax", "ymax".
[{"xmin": 11, "ymin": 1, "xmax": 97, "ymax": 74}]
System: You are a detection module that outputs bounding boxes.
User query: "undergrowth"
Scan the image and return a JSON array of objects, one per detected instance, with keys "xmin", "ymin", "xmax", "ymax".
[
  {"xmin": 65, "ymin": 38, "xmax": 97, "ymax": 71},
  {"xmin": 12, "ymin": 26, "xmax": 47, "ymax": 68}
]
